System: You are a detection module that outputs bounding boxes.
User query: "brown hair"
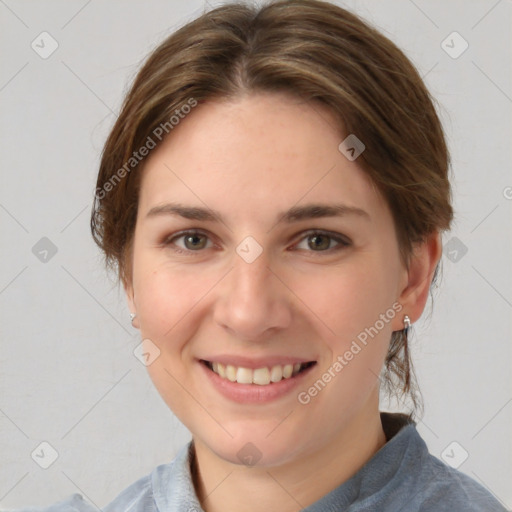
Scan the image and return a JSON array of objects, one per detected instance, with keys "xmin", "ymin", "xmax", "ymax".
[{"xmin": 91, "ymin": 0, "xmax": 453, "ymax": 416}]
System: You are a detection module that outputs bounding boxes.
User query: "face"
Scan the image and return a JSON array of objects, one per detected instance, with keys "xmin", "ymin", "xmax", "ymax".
[{"xmin": 126, "ymin": 93, "xmax": 411, "ymax": 468}]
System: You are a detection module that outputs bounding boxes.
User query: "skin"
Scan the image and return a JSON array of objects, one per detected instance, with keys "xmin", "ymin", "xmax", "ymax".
[{"xmin": 125, "ymin": 92, "xmax": 441, "ymax": 512}]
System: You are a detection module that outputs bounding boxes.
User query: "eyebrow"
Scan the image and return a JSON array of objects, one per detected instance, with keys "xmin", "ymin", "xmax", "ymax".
[{"xmin": 146, "ymin": 202, "xmax": 370, "ymax": 223}]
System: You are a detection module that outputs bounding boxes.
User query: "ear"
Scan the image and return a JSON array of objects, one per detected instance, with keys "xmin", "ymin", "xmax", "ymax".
[
  {"xmin": 123, "ymin": 276, "xmax": 140, "ymax": 329},
  {"xmin": 394, "ymin": 232, "xmax": 442, "ymax": 329}
]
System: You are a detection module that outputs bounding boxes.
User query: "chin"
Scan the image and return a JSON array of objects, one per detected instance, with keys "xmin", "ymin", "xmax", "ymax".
[{"xmin": 195, "ymin": 421, "xmax": 310, "ymax": 469}]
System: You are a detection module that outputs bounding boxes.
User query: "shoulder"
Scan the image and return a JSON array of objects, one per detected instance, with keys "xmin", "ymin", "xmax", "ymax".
[
  {"xmin": 102, "ymin": 471, "xmax": 155, "ymax": 511},
  {"xmin": 6, "ymin": 444, "xmax": 193, "ymax": 512},
  {"xmin": 398, "ymin": 430, "xmax": 506, "ymax": 511},
  {"xmin": 7, "ymin": 472, "xmax": 156, "ymax": 512},
  {"xmin": 5, "ymin": 493, "xmax": 99, "ymax": 512},
  {"xmin": 377, "ymin": 413, "xmax": 507, "ymax": 512},
  {"xmin": 413, "ymin": 454, "xmax": 507, "ymax": 511}
]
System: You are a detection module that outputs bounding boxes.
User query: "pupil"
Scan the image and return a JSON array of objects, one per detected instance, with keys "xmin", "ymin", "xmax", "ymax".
[
  {"xmin": 186, "ymin": 234, "xmax": 205, "ymax": 249},
  {"xmin": 310, "ymin": 235, "xmax": 329, "ymax": 250}
]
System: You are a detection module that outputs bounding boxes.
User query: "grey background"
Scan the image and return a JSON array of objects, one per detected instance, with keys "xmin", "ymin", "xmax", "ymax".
[{"xmin": 0, "ymin": 0, "xmax": 511, "ymax": 509}]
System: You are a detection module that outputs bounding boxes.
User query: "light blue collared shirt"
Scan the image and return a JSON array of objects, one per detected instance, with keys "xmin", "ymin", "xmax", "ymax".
[{"xmin": 12, "ymin": 413, "xmax": 508, "ymax": 511}]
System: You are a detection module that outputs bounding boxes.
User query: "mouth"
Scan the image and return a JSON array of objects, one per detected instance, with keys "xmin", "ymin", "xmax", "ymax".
[{"xmin": 200, "ymin": 360, "xmax": 316, "ymax": 386}]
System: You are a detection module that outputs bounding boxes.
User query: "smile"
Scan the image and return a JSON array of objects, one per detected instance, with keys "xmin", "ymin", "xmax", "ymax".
[{"xmin": 201, "ymin": 360, "xmax": 316, "ymax": 386}]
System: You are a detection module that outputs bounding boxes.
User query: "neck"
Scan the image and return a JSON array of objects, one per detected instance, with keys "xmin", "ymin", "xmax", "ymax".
[{"xmin": 192, "ymin": 393, "xmax": 387, "ymax": 512}]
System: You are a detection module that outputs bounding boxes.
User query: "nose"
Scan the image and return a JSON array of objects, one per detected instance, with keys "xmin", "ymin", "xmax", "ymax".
[{"xmin": 212, "ymin": 249, "xmax": 293, "ymax": 342}]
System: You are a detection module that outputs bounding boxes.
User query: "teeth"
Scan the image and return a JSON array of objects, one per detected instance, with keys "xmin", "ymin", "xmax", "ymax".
[
  {"xmin": 236, "ymin": 367, "xmax": 253, "ymax": 384},
  {"xmin": 253, "ymin": 367, "xmax": 270, "ymax": 385},
  {"xmin": 226, "ymin": 365, "xmax": 237, "ymax": 382},
  {"xmin": 270, "ymin": 365, "xmax": 282, "ymax": 382},
  {"xmin": 208, "ymin": 361, "xmax": 309, "ymax": 385},
  {"xmin": 282, "ymin": 364, "xmax": 293, "ymax": 379}
]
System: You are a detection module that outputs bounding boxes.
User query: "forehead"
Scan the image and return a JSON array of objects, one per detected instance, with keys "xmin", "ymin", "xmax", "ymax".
[{"xmin": 138, "ymin": 93, "xmax": 384, "ymax": 220}]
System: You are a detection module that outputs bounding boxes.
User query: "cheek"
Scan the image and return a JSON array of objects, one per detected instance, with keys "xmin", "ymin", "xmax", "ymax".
[
  {"xmin": 290, "ymin": 255, "xmax": 400, "ymax": 403},
  {"xmin": 294, "ymin": 265, "xmax": 397, "ymax": 422},
  {"xmin": 132, "ymin": 263, "xmax": 214, "ymax": 423},
  {"xmin": 132, "ymin": 242, "xmax": 219, "ymax": 340},
  {"xmin": 135, "ymin": 269, "xmax": 181, "ymax": 338},
  {"xmin": 292, "ymin": 258, "xmax": 399, "ymax": 344}
]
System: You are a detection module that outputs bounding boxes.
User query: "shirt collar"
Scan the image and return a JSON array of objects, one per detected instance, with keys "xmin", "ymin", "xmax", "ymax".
[{"xmin": 151, "ymin": 412, "xmax": 420, "ymax": 512}]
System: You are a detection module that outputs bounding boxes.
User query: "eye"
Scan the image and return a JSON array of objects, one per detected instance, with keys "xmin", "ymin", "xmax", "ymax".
[
  {"xmin": 163, "ymin": 230, "xmax": 213, "ymax": 252},
  {"xmin": 293, "ymin": 230, "xmax": 351, "ymax": 252}
]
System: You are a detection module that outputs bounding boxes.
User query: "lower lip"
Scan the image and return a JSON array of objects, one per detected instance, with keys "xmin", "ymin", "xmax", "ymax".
[{"xmin": 199, "ymin": 362, "xmax": 315, "ymax": 404}]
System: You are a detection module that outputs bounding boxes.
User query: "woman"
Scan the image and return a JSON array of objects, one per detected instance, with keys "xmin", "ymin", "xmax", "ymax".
[{"xmin": 15, "ymin": 0, "xmax": 506, "ymax": 510}]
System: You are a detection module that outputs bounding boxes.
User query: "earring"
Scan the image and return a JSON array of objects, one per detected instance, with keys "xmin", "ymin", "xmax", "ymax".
[
  {"xmin": 130, "ymin": 312, "xmax": 137, "ymax": 324},
  {"xmin": 403, "ymin": 315, "xmax": 411, "ymax": 333}
]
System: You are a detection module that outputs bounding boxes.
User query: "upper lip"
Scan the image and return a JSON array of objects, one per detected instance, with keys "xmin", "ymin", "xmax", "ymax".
[{"xmin": 199, "ymin": 355, "xmax": 317, "ymax": 369}]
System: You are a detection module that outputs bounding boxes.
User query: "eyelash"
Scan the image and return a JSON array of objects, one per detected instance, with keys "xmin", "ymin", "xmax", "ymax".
[{"xmin": 161, "ymin": 229, "xmax": 351, "ymax": 256}]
